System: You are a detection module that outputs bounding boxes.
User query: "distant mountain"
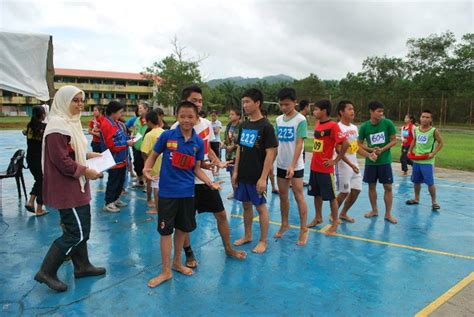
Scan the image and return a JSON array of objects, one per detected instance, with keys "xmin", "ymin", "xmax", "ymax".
[{"xmin": 207, "ymin": 74, "xmax": 295, "ymax": 88}]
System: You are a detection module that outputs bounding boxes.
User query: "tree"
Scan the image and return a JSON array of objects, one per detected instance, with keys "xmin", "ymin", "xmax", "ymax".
[
  {"xmin": 293, "ymin": 74, "xmax": 326, "ymax": 101},
  {"xmin": 142, "ymin": 38, "xmax": 203, "ymax": 109}
]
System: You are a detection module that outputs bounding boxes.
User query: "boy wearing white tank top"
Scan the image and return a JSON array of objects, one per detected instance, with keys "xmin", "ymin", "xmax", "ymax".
[
  {"xmin": 334, "ymin": 101, "xmax": 377, "ymax": 223},
  {"xmin": 273, "ymin": 88, "xmax": 309, "ymax": 246}
]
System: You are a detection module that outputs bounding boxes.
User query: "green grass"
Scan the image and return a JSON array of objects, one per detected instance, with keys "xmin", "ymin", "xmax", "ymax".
[{"xmin": 2, "ymin": 115, "xmax": 473, "ymax": 171}]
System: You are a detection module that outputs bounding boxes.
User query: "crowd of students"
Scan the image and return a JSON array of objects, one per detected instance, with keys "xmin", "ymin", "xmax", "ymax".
[{"xmin": 27, "ymin": 84, "xmax": 444, "ymax": 292}]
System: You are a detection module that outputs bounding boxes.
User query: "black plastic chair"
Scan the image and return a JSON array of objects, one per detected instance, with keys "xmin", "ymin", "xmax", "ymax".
[{"xmin": 0, "ymin": 149, "xmax": 28, "ymax": 199}]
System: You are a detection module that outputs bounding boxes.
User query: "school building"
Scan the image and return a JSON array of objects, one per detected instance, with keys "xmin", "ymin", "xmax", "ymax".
[{"xmin": 0, "ymin": 68, "xmax": 158, "ymax": 116}]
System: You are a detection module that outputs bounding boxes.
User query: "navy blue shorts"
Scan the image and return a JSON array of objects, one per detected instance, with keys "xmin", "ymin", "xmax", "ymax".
[
  {"xmin": 363, "ymin": 164, "xmax": 393, "ymax": 184},
  {"xmin": 411, "ymin": 163, "xmax": 434, "ymax": 186},
  {"xmin": 234, "ymin": 182, "xmax": 267, "ymax": 206},
  {"xmin": 307, "ymin": 171, "xmax": 336, "ymax": 201}
]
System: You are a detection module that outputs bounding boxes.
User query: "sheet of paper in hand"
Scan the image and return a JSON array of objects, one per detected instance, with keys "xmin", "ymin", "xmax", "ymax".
[
  {"xmin": 86, "ymin": 149, "xmax": 116, "ymax": 172},
  {"xmin": 132, "ymin": 133, "xmax": 142, "ymax": 143}
]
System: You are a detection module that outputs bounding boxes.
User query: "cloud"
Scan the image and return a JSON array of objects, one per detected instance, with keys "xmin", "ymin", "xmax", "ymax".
[{"xmin": 1, "ymin": 0, "xmax": 472, "ymax": 80}]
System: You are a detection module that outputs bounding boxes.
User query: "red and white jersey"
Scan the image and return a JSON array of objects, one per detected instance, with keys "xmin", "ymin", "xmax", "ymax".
[{"xmin": 171, "ymin": 118, "xmax": 215, "ymax": 184}]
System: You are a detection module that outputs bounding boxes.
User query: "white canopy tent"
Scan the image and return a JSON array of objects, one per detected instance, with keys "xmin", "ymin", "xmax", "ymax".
[{"xmin": 0, "ymin": 30, "xmax": 55, "ymax": 101}]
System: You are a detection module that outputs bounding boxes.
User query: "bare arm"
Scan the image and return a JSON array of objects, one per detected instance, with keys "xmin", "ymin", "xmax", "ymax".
[
  {"xmin": 195, "ymin": 161, "xmax": 221, "ymax": 189},
  {"xmin": 231, "ymin": 145, "xmax": 241, "ymax": 189},
  {"xmin": 286, "ymin": 138, "xmax": 304, "ymax": 178},
  {"xmin": 256, "ymin": 147, "xmax": 277, "ymax": 193},
  {"xmin": 143, "ymin": 151, "xmax": 160, "ymax": 181},
  {"xmin": 357, "ymin": 139, "xmax": 373, "ymax": 153},
  {"xmin": 430, "ymin": 129, "xmax": 444, "ymax": 158}
]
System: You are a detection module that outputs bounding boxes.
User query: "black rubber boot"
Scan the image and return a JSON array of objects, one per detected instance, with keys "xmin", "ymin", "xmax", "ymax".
[
  {"xmin": 72, "ymin": 242, "xmax": 106, "ymax": 278},
  {"xmin": 34, "ymin": 244, "xmax": 68, "ymax": 292}
]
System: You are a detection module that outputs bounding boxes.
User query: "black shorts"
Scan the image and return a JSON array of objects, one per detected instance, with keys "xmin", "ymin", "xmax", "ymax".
[
  {"xmin": 195, "ymin": 184, "xmax": 225, "ymax": 213},
  {"xmin": 276, "ymin": 168, "xmax": 304, "ymax": 179},
  {"xmin": 210, "ymin": 142, "xmax": 221, "ymax": 160},
  {"xmin": 157, "ymin": 197, "xmax": 196, "ymax": 235},
  {"xmin": 363, "ymin": 164, "xmax": 393, "ymax": 184},
  {"xmin": 307, "ymin": 171, "xmax": 337, "ymax": 201}
]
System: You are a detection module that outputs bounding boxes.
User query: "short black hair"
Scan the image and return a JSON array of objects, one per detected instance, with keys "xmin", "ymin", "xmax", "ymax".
[
  {"xmin": 315, "ymin": 99, "xmax": 332, "ymax": 116},
  {"xmin": 210, "ymin": 110, "xmax": 218, "ymax": 115},
  {"xmin": 106, "ymin": 101, "xmax": 124, "ymax": 116},
  {"xmin": 229, "ymin": 107, "xmax": 241, "ymax": 117},
  {"xmin": 421, "ymin": 109, "xmax": 433, "ymax": 115},
  {"xmin": 181, "ymin": 85, "xmax": 202, "ymax": 101},
  {"xmin": 277, "ymin": 87, "xmax": 296, "ymax": 101},
  {"xmin": 336, "ymin": 100, "xmax": 354, "ymax": 117},
  {"xmin": 242, "ymin": 88, "xmax": 264, "ymax": 108},
  {"xmin": 145, "ymin": 110, "xmax": 160, "ymax": 125},
  {"xmin": 177, "ymin": 101, "xmax": 199, "ymax": 116},
  {"xmin": 421, "ymin": 109, "xmax": 432, "ymax": 116},
  {"xmin": 368, "ymin": 101, "xmax": 384, "ymax": 111},
  {"xmin": 154, "ymin": 107, "xmax": 165, "ymax": 116},
  {"xmin": 93, "ymin": 105, "xmax": 102, "ymax": 113},
  {"xmin": 298, "ymin": 99, "xmax": 309, "ymax": 111},
  {"xmin": 406, "ymin": 114, "xmax": 416, "ymax": 124}
]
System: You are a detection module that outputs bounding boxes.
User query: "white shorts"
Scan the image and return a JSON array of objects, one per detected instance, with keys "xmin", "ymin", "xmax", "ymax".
[
  {"xmin": 335, "ymin": 166, "xmax": 362, "ymax": 193},
  {"xmin": 151, "ymin": 178, "xmax": 159, "ymax": 189}
]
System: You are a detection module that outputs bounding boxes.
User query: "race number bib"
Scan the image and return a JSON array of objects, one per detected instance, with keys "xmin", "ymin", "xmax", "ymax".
[
  {"xmin": 402, "ymin": 129, "xmax": 409, "ymax": 137},
  {"xmin": 347, "ymin": 140, "xmax": 359, "ymax": 154},
  {"xmin": 313, "ymin": 139, "xmax": 324, "ymax": 152},
  {"xmin": 277, "ymin": 126, "xmax": 295, "ymax": 142},
  {"xmin": 417, "ymin": 134, "xmax": 429, "ymax": 144},
  {"xmin": 369, "ymin": 132, "xmax": 386, "ymax": 145},
  {"xmin": 240, "ymin": 129, "xmax": 258, "ymax": 148}
]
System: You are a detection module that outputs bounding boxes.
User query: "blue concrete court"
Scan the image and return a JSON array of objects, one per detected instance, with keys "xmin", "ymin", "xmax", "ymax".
[{"xmin": 0, "ymin": 130, "xmax": 473, "ymax": 316}]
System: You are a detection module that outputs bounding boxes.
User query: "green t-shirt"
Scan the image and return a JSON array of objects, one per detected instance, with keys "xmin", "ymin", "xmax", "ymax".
[
  {"xmin": 133, "ymin": 118, "xmax": 148, "ymax": 150},
  {"xmin": 358, "ymin": 118, "xmax": 396, "ymax": 165}
]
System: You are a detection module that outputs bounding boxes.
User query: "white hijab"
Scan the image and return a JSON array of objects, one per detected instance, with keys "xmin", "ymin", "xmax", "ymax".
[{"xmin": 43, "ymin": 85, "xmax": 88, "ymax": 192}]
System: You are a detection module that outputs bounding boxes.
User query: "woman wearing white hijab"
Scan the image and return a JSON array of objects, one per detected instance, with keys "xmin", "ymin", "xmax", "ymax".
[{"xmin": 34, "ymin": 85, "xmax": 105, "ymax": 292}]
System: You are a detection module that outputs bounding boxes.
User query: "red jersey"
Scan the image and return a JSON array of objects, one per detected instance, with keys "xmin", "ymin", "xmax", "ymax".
[
  {"xmin": 310, "ymin": 120, "xmax": 346, "ymax": 173},
  {"xmin": 401, "ymin": 123, "xmax": 414, "ymax": 146}
]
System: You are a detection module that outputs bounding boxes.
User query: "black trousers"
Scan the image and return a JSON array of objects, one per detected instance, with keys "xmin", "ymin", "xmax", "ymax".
[
  {"xmin": 91, "ymin": 141, "xmax": 101, "ymax": 153},
  {"xmin": 54, "ymin": 204, "xmax": 91, "ymax": 256},
  {"xmin": 105, "ymin": 166, "xmax": 126, "ymax": 204},
  {"xmin": 27, "ymin": 157, "xmax": 43, "ymax": 205},
  {"xmin": 132, "ymin": 148, "xmax": 144, "ymax": 177},
  {"xmin": 400, "ymin": 145, "xmax": 413, "ymax": 172}
]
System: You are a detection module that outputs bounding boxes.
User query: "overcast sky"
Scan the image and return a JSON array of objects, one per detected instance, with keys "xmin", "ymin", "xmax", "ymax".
[{"xmin": 1, "ymin": 0, "xmax": 472, "ymax": 80}]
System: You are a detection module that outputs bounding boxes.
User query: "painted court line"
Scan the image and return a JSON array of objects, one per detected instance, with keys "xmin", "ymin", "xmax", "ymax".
[
  {"xmin": 414, "ymin": 272, "xmax": 474, "ymax": 317},
  {"xmin": 230, "ymin": 214, "xmax": 474, "ymax": 260}
]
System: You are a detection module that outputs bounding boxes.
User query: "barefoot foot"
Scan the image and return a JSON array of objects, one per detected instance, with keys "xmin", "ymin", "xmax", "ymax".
[
  {"xmin": 329, "ymin": 216, "xmax": 343, "ymax": 225},
  {"xmin": 324, "ymin": 225, "xmax": 338, "ymax": 236},
  {"xmin": 307, "ymin": 218, "xmax": 323, "ymax": 228},
  {"xmin": 296, "ymin": 228, "xmax": 309, "ymax": 246},
  {"xmin": 339, "ymin": 214, "xmax": 355, "ymax": 223},
  {"xmin": 226, "ymin": 248, "xmax": 247, "ymax": 260},
  {"xmin": 252, "ymin": 241, "xmax": 267, "ymax": 254},
  {"xmin": 364, "ymin": 211, "xmax": 378, "ymax": 218},
  {"xmin": 172, "ymin": 263, "xmax": 194, "ymax": 276},
  {"xmin": 147, "ymin": 272, "xmax": 173, "ymax": 288},
  {"xmin": 384, "ymin": 215, "xmax": 398, "ymax": 224},
  {"xmin": 233, "ymin": 237, "xmax": 252, "ymax": 246},
  {"xmin": 273, "ymin": 225, "xmax": 290, "ymax": 238}
]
